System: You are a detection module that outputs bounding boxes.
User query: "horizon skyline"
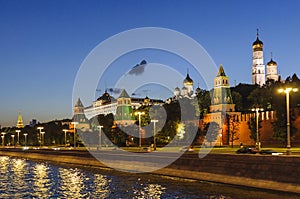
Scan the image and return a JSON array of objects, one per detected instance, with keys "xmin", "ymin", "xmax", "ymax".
[{"xmin": 1, "ymin": 1, "xmax": 300, "ymax": 127}]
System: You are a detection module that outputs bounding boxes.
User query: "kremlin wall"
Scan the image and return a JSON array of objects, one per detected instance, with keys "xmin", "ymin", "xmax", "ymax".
[{"xmin": 69, "ymin": 31, "xmax": 300, "ymax": 147}]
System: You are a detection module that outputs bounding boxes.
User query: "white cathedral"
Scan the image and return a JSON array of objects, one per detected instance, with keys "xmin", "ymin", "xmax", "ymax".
[
  {"xmin": 252, "ymin": 30, "xmax": 279, "ymax": 86},
  {"xmin": 173, "ymin": 72, "xmax": 197, "ymax": 99}
]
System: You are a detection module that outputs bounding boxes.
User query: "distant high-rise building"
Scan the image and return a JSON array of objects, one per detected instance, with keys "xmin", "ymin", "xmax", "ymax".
[
  {"xmin": 16, "ymin": 112, "xmax": 24, "ymax": 128},
  {"xmin": 29, "ymin": 119, "xmax": 37, "ymax": 127},
  {"xmin": 252, "ymin": 29, "xmax": 265, "ymax": 86}
]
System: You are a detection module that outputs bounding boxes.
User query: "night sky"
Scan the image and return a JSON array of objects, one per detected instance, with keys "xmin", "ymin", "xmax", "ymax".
[{"xmin": 1, "ymin": 0, "xmax": 300, "ymax": 126}]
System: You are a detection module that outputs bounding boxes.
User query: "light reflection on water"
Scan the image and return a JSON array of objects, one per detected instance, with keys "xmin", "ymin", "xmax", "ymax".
[
  {"xmin": 33, "ymin": 163, "xmax": 52, "ymax": 198},
  {"xmin": 0, "ymin": 156, "xmax": 299, "ymax": 199}
]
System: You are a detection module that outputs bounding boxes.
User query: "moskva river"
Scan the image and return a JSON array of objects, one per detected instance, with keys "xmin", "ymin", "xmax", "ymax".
[{"xmin": 0, "ymin": 156, "xmax": 298, "ymax": 199}]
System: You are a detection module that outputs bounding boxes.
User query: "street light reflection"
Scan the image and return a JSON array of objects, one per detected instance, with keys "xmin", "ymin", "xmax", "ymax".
[
  {"xmin": 59, "ymin": 168, "xmax": 85, "ymax": 198},
  {"xmin": 92, "ymin": 174, "xmax": 110, "ymax": 198},
  {"xmin": 133, "ymin": 183, "xmax": 166, "ymax": 198},
  {"xmin": 33, "ymin": 163, "xmax": 51, "ymax": 198}
]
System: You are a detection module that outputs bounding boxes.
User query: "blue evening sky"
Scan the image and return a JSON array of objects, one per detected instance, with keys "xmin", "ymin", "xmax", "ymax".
[{"xmin": 1, "ymin": 0, "xmax": 300, "ymax": 126}]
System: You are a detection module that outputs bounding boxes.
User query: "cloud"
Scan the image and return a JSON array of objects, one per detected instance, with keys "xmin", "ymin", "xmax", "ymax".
[
  {"xmin": 108, "ymin": 88, "xmax": 122, "ymax": 94},
  {"xmin": 128, "ymin": 60, "xmax": 147, "ymax": 75}
]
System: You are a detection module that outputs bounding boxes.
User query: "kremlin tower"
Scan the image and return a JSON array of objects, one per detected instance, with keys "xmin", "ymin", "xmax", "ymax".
[
  {"xmin": 210, "ymin": 64, "xmax": 235, "ymax": 112},
  {"xmin": 115, "ymin": 89, "xmax": 135, "ymax": 126}
]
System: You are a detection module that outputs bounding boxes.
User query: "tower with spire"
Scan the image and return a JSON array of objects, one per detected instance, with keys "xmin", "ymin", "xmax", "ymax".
[
  {"xmin": 16, "ymin": 112, "xmax": 24, "ymax": 128},
  {"xmin": 210, "ymin": 64, "xmax": 235, "ymax": 112},
  {"xmin": 115, "ymin": 89, "xmax": 135, "ymax": 126},
  {"xmin": 252, "ymin": 29, "xmax": 265, "ymax": 86},
  {"xmin": 266, "ymin": 53, "xmax": 279, "ymax": 82},
  {"xmin": 73, "ymin": 98, "xmax": 90, "ymax": 131}
]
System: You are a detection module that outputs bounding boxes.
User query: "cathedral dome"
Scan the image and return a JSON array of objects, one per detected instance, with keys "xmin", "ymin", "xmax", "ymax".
[
  {"xmin": 267, "ymin": 58, "xmax": 277, "ymax": 66},
  {"xmin": 183, "ymin": 73, "xmax": 193, "ymax": 85},
  {"xmin": 174, "ymin": 87, "xmax": 180, "ymax": 92},
  {"xmin": 97, "ymin": 90, "xmax": 112, "ymax": 102},
  {"xmin": 252, "ymin": 37, "xmax": 263, "ymax": 46}
]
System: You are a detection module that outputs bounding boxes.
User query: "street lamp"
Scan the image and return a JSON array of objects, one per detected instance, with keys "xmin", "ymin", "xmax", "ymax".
[
  {"xmin": 151, "ymin": 120, "xmax": 158, "ymax": 150},
  {"xmin": 15, "ymin": 130, "xmax": 21, "ymax": 146},
  {"xmin": 1, "ymin": 132, "xmax": 6, "ymax": 147},
  {"xmin": 63, "ymin": 129, "xmax": 68, "ymax": 147},
  {"xmin": 219, "ymin": 133, "xmax": 222, "ymax": 147},
  {"xmin": 37, "ymin": 127, "xmax": 44, "ymax": 146},
  {"xmin": 251, "ymin": 107, "xmax": 263, "ymax": 150},
  {"xmin": 23, "ymin": 133, "xmax": 28, "ymax": 147},
  {"xmin": 40, "ymin": 132, "xmax": 45, "ymax": 146},
  {"xmin": 278, "ymin": 87, "xmax": 298, "ymax": 155},
  {"xmin": 71, "ymin": 122, "xmax": 78, "ymax": 149},
  {"xmin": 135, "ymin": 111, "xmax": 145, "ymax": 148},
  {"xmin": 97, "ymin": 125, "xmax": 103, "ymax": 150},
  {"xmin": 11, "ymin": 134, "xmax": 15, "ymax": 147}
]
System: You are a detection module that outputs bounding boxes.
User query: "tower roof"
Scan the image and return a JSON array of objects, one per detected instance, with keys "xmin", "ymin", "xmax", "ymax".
[
  {"xmin": 97, "ymin": 90, "xmax": 112, "ymax": 102},
  {"xmin": 252, "ymin": 29, "xmax": 263, "ymax": 46},
  {"xmin": 195, "ymin": 86, "xmax": 201, "ymax": 94},
  {"xmin": 267, "ymin": 53, "xmax": 277, "ymax": 66},
  {"xmin": 267, "ymin": 58, "xmax": 277, "ymax": 66},
  {"xmin": 217, "ymin": 64, "xmax": 226, "ymax": 76},
  {"xmin": 75, "ymin": 98, "xmax": 84, "ymax": 107},
  {"xmin": 252, "ymin": 37, "xmax": 263, "ymax": 46},
  {"xmin": 183, "ymin": 73, "xmax": 193, "ymax": 84},
  {"xmin": 118, "ymin": 89, "xmax": 130, "ymax": 98}
]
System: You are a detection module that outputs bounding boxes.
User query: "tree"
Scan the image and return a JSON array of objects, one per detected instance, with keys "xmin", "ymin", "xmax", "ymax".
[
  {"xmin": 247, "ymin": 116, "xmax": 262, "ymax": 144},
  {"xmin": 231, "ymin": 91, "xmax": 242, "ymax": 111},
  {"xmin": 231, "ymin": 83, "xmax": 259, "ymax": 111},
  {"xmin": 271, "ymin": 81, "xmax": 298, "ymax": 146},
  {"xmin": 227, "ymin": 115, "xmax": 240, "ymax": 147},
  {"xmin": 195, "ymin": 88, "xmax": 211, "ymax": 118},
  {"xmin": 204, "ymin": 122, "xmax": 220, "ymax": 146},
  {"xmin": 272, "ymin": 106, "xmax": 297, "ymax": 146}
]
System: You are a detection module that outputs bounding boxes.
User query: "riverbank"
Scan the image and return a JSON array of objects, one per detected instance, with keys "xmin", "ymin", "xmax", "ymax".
[{"xmin": 1, "ymin": 148, "xmax": 300, "ymax": 195}]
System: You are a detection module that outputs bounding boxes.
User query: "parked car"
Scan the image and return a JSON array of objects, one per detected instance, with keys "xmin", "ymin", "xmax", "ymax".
[
  {"xmin": 259, "ymin": 149, "xmax": 283, "ymax": 155},
  {"xmin": 236, "ymin": 147, "xmax": 258, "ymax": 154},
  {"xmin": 180, "ymin": 146, "xmax": 194, "ymax": 152},
  {"xmin": 142, "ymin": 147, "xmax": 151, "ymax": 152}
]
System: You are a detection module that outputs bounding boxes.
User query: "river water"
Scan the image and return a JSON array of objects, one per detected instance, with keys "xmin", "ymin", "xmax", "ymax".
[{"xmin": 0, "ymin": 156, "xmax": 298, "ymax": 199}]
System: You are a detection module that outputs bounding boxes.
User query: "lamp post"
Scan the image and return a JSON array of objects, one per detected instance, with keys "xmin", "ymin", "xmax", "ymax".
[
  {"xmin": 40, "ymin": 131, "xmax": 45, "ymax": 146},
  {"xmin": 1, "ymin": 132, "xmax": 6, "ymax": 147},
  {"xmin": 151, "ymin": 120, "xmax": 158, "ymax": 150},
  {"xmin": 251, "ymin": 107, "xmax": 263, "ymax": 150},
  {"xmin": 135, "ymin": 111, "xmax": 145, "ymax": 148},
  {"xmin": 278, "ymin": 87, "xmax": 298, "ymax": 155},
  {"xmin": 63, "ymin": 129, "xmax": 68, "ymax": 147},
  {"xmin": 15, "ymin": 130, "xmax": 21, "ymax": 146},
  {"xmin": 23, "ymin": 133, "xmax": 28, "ymax": 147},
  {"xmin": 11, "ymin": 134, "xmax": 15, "ymax": 147},
  {"xmin": 219, "ymin": 133, "xmax": 222, "ymax": 147},
  {"xmin": 37, "ymin": 127, "xmax": 44, "ymax": 147},
  {"xmin": 71, "ymin": 122, "xmax": 78, "ymax": 149},
  {"xmin": 97, "ymin": 125, "xmax": 103, "ymax": 150}
]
